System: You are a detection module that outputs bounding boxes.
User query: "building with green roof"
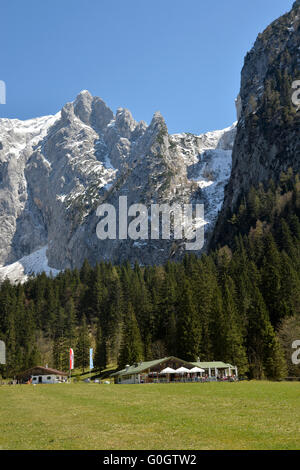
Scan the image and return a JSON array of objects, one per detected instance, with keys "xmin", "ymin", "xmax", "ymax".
[{"xmin": 111, "ymin": 356, "xmax": 238, "ymax": 384}]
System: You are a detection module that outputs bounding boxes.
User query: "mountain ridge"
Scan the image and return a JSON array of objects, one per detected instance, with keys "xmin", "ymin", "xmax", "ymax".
[{"xmin": 0, "ymin": 92, "xmax": 236, "ymax": 282}]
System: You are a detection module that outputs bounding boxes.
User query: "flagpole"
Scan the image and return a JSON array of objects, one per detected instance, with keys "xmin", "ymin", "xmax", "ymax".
[{"xmin": 69, "ymin": 348, "xmax": 74, "ymax": 383}]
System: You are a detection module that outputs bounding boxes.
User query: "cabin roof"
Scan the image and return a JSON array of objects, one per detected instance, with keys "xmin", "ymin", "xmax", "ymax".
[
  {"xmin": 112, "ymin": 356, "xmax": 196, "ymax": 377},
  {"xmin": 192, "ymin": 362, "xmax": 236, "ymax": 369},
  {"xmin": 16, "ymin": 366, "xmax": 68, "ymax": 379}
]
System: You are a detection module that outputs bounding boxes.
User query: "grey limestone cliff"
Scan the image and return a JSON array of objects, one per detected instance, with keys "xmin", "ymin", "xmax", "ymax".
[
  {"xmin": 0, "ymin": 90, "xmax": 236, "ymax": 280},
  {"xmin": 211, "ymin": 1, "xmax": 300, "ymax": 247}
]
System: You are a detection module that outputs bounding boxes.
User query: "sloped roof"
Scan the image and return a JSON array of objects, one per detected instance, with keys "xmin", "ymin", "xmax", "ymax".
[
  {"xmin": 111, "ymin": 358, "xmax": 166, "ymax": 377},
  {"xmin": 16, "ymin": 366, "xmax": 68, "ymax": 379},
  {"xmin": 192, "ymin": 362, "xmax": 236, "ymax": 369}
]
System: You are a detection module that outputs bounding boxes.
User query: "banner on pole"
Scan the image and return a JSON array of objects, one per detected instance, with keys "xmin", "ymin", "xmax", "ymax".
[
  {"xmin": 70, "ymin": 348, "xmax": 74, "ymax": 370},
  {"xmin": 90, "ymin": 348, "xmax": 94, "ymax": 370}
]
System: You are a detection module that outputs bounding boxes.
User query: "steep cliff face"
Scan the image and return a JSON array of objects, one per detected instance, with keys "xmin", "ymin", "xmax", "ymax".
[
  {"xmin": 0, "ymin": 114, "xmax": 60, "ymax": 265},
  {"xmin": 0, "ymin": 90, "xmax": 235, "ymax": 281},
  {"xmin": 212, "ymin": 1, "xmax": 300, "ymax": 247}
]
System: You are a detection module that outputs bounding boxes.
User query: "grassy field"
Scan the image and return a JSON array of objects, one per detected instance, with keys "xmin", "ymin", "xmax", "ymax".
[{"xmin": 0, "ymin": 381, "xmax": 299, "ymax": 450}]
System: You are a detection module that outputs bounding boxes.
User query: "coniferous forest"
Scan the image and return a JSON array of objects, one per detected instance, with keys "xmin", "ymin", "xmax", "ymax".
[{"xmin": 0, "ymin": 170, "xmax": 299, "ymax": 381}]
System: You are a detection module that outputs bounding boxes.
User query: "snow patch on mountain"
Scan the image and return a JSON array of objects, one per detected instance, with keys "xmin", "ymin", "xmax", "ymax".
[
  {"xmin": 0, "ymin": 246, "xmax": 60, "ymax": 283},
  {"xmin": 171, "ymin": 123, "xmax": 236, "ymax": 230},
  {"xmin": 0, "ymin": 113, "xmax": 61, "ymax": 160}
]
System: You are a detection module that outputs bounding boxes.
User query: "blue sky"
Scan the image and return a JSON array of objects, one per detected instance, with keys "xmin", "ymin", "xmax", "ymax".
[{"xmin": 0, "ymin": 0, "xmax": 295, "ymax": 134}]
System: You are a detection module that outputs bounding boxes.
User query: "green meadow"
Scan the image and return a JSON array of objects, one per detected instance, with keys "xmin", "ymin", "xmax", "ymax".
[{"xmin": 0, "ymin": 381, "xmax": 299, "ymax": 450}]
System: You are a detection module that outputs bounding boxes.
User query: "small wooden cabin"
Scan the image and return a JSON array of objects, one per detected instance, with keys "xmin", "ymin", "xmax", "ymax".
[{"xmin": 16, "ymin": 366, "xmax": 68, "ymax": 384}]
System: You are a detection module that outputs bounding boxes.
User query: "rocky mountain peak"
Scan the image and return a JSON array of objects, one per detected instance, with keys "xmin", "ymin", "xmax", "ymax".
[
  {"xmin": 91, "ymin": 96, "xmax": 114, "ymax": 132},
  {"xmin": 115, "ymin": 107, "xmax": 137, "ymax": 138},
  {"xmin": 61, "ymin": 101, "xmax": 76, "ymax": 124},
  {"xmin": 293, "ymin": 0, "xmax": 300, "ymax": 9},
  {"xmin": 73, "ymin": 89, "xmax": 93, "ymax": 124},
  {"xmin": 149, "ymin": 111, "xmax": 167, "ymax": 135},
  {"xmin": 151, "ymin": 111, "xmax": 164, "ymax": 123}
]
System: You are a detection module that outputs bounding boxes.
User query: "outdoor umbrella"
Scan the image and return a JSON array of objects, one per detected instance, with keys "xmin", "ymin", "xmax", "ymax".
[
  {"xmin": 190, "ymin": 367, "xmax": 205, "ymax": 373},
  {"xmin": 160, "ymin": 367, "xmax": 176, "ymax": 374},
  {"xmin": 175, "ymin": 367, "xmax": 190, "ymax": 373}
]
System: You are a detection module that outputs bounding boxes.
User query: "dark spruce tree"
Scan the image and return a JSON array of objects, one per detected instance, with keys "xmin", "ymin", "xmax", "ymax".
[
  {"xmin": 94, "ymin": 323, "xmax": 107, "ymax": 371},
  {"xmin": 176, "ymin": 281, "xmax": 201, "ymax": 362},
  {"xmin": 75, "ymin": 315, "xmax": 91, "ymax": 373},
  {"xmin": 118, "ymin": 303, "xmax": 143, "ymax": 369}
]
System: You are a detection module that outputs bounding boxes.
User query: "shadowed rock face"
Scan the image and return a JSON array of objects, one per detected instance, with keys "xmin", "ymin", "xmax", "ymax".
[
  {"xmin": 0, "ymin": 90, "xmax": 235, "ymax": 277},
  {"xmin": 211, "ymin": 1, "xmax": 300, "ymax": 248}
]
